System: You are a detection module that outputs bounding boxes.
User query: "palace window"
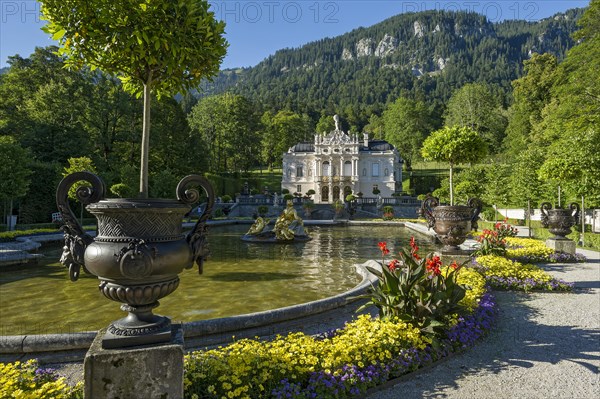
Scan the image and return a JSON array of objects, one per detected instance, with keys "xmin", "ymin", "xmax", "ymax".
[
  {"xmin": 372, "ymin": 163, "xmax": 380, "ymax": 177},
  {"xmin": 343, "ymin": 161, "xmax": 352, "ymax": 176},
  {"xmin": 323, "ymin": 161, "xmax": 330, "ymax": 176},
  {"xmin": 296, "ymin": 166, "xmax": 303, "ymax": 177}
]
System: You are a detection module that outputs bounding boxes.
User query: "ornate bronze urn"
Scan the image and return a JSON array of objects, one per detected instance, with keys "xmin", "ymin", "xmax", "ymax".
[
  {"xmin": 421, "ymin": 197, "xmax": 482, "ymax": 252},
  {"xmin": 56, "ymin": 172, "xmax": 214, "ymax": 348},
  {"xmin": 540, "ymin": 202, "xmax": 580, "ymax": 239}
]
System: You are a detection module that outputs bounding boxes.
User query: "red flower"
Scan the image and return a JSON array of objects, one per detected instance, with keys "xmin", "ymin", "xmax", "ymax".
[
  {"xmin": 409, "ymin": 236, "xmax": 421, "ymax": 260},
  {"xmin": 378, "ymin": 241, "xmax": 390, "ymax": 255},
  {"xmin": 388, "ymin": 259, "xmax": 400, "ymax": 272},
  {"xmin": 495, "ymin": 222, "xmax": 502, "ymax": 230},
  {"xmin": 450, "ymin": 260, "xmax": 460, "ymax": 270},
  {"xmin": 426, "ymin": 256, "xmax": 442, "ymax": 276}
]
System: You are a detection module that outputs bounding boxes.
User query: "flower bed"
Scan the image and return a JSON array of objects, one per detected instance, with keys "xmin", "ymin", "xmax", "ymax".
[
  {"xmin": 0, "ymin": 360, "xmax": 82, "ymax": 399},
  {"xmin": 184, "ymin": 295, "xmax": 496, "ymax": 399},
  {"xmin": 183, "ymin": 241, "xmax": 492, "ymax": 399},
  {"xmin": 474, "ymin": 255, "xmax": 573, "ymax": 292},
  {"xmin": 505, "ymin": 237, "xmax": 587, "ymax": 263}
]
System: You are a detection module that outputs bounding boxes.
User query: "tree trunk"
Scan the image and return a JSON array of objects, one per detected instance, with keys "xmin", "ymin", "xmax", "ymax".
[
  {"xmin": 139, "ymin": 79, "xmax": 152, "ymax": 198},
  {"xmin": 449, "ymin": 163, "xmax": 454, "ymax": 206},
  {"xmin": 8, "ymin": 198, "xmax": 13, "ymax": 230}
]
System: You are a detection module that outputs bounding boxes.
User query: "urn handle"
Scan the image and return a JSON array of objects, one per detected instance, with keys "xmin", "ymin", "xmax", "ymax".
[
  {"xmin": 467, "ymin": 198, "xmax": 483, "ymax": 231},
  {"xmin": 115, "ymin": 239, "xmax": 155, "ymax": 279},
  {"xmin": 540, "ymin": 202, "xmax": 552, "ymax": 228},
  {"xmin": 56, "ymin": 171, "xmax": 105, "ymax": 281},
  {"xmin": 177, "ymin": 175, "xmax": 215, "ymax": 274},
  {"xmin": 421, "ymin": 196, "xmax": 439, "ymax": 229},
  {"xmin": 569, "ymin": 202, "xmax": 580, "ymax": 221}
]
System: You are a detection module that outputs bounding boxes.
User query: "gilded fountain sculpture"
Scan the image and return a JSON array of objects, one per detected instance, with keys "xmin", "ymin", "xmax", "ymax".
[{"xmin": 241, "ymin": 200, "xmax": 311, "ymax": 242}]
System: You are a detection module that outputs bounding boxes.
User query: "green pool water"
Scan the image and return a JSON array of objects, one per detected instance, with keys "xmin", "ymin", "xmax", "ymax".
[{"xmin": 0, "ymin": 224, "xmax": 436, "ymax": 335}]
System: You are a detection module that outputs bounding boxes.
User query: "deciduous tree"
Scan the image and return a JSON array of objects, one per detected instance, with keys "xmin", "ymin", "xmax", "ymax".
[
  {"xmin": 383, "ymin": 97, "xmax": 433, "ymax": 170},
  {"xmin": 444, "ymin": 83, "xmax": 507, "ymax": 152}
]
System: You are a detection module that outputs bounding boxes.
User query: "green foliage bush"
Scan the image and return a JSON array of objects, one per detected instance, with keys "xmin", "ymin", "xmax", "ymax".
[
  {"xmin": 359, "ymin": 241, "xmax": 485, "ymax": 341},
  {"xmin": 257, "ymin": 205, "xmax": 268, "ymax": 216},
  {"xmin": 0, "ymin": 228, "xmax": 60, "ymax": 242}
]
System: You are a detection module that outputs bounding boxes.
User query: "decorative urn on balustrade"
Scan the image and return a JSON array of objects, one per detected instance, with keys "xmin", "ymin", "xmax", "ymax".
[
  {"xmin": 540, "ymin": 202, "xmax": 580, "ymax": 240},
  {"xmin": 56, "ymin": 172, "xmax": 214, "ymax": 349},
  {"xmin": 420, "ymin": 196, "xmax": 482, "ymax": 252}
]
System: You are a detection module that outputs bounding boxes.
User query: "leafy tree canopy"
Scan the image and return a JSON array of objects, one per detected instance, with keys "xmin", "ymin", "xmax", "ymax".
[
  {"xmin": 421, "ymin": 126, "xmax": 487, "ymax": 205},
  {"xmin": 41, "ymin": 0, "xmax": 228, "ymax": 197},
  {"xmin": 41, "ymin": 0, "xmax": 227, "ymax": 98},
  {"xmin": 383, "ymin": 97, "xmax": 433, "ymax": 169},
  {"xmin": 0, "ymin": 136, "xmax": 31, "ymax": 200},
  {"xmin": 421, "ymin": 126, "xmax": 488, "ymax": 166},
  {"xmin": 444, "ymin": 83, "xmax": 507, "ymax": 151}
]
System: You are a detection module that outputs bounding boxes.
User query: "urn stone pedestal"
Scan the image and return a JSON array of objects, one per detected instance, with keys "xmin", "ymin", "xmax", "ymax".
[
  {"xmin": 84, "ymin": 324, "xmax": 184, "ymax": 399},
  {"xmin": 436, "ymin": 250, "xmax": 475, "ymax": 265},
  {"xmin": 540, "ymin": 202, "xmax": 579, "ymax": 255},
  {"xmin": 545, "ymin": 238, "xmax": 577, "ymax": 255}
]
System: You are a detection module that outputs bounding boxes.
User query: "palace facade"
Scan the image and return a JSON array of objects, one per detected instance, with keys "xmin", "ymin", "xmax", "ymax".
[{"xmin": 282, "ymin": 117, "xmax": 403, "ymax": 204}]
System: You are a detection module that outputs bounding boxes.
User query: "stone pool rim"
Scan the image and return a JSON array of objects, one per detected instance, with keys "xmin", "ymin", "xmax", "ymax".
[{"xmin": 0, "ymin": 261, "xmax": 378, "ymax": 362}]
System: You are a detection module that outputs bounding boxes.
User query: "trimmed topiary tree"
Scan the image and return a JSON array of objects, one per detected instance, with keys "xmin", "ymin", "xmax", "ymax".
[
  {"xmin": 41, "ymin": 0, "xmax": 227, "ymax": 198},
  {"xmin": 421, "ymin": 126, "xmax": 487, "ymax": 206}
]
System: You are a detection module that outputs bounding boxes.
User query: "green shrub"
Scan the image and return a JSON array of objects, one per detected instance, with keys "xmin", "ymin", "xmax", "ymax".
[
  {"xmin": 0, "ymin": 228, "xmax": 60, "ymax": 242},
  {"xmin": 359, "ymin": 240, "xmax": 485, "ymax": 342},
  {"xmin": 110, "ymin": 183, "xmax": 135, "ymax": 198},
  {"xmin": 221, "ymin": 194, "xmax": 232, "ymax": 203},
  {"xmin": 257, "ymin": 205, "xmax": 268, "ymax": 216},
  {"xmin": 382, "ymin": 206, "xmax": 394, "ymax": 220}
]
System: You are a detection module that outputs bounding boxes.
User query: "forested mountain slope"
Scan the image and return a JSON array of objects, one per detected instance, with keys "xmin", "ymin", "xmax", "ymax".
[{"xmin": 198, "ymin": 8, "xmax": 583, "ymax": 128}]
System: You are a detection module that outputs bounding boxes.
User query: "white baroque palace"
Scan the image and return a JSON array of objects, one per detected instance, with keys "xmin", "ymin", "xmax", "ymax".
[{"xmin": 282, "ymin": 116, "xmax": 403, "ymax": 204}]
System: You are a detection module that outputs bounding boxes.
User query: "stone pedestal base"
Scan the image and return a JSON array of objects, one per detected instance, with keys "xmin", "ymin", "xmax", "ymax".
[
  {"xmin": 435, "ymin": 248, "xmax": 475, "ymax": 265},
  {"xmin": 546, "ymin": 238, "xmax": 576, "ymax": 255},
  {"xmin": 84, "ymin": 324, "xmax": 184, "ymax": 399}
]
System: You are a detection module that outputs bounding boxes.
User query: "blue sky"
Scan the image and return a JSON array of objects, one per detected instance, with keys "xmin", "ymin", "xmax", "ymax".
[{"xmin": 0, "ymin": 1, "xmax": 590, "ymax": 69}]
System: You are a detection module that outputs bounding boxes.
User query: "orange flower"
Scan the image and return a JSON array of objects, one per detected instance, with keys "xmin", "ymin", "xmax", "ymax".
[
  {"xmin": 388, "ymin": 259, "xmax": 400, "ymax": 272},
  {"xmin": 378, "ymin": 241, "xmax": 390, "ymax": 255},
  {"xmin": 426, "ymin": 256, "xmax": 442, "ymax": 275},
  {"xmin": 409, "ymin": 236, "xmax": 421, "ymax": 260}
]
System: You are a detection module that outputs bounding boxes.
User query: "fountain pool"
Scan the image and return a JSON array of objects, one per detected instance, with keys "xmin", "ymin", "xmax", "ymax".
[{"xmin": 0, "ymin": 224, "xmax": 436, "ymax": 335}]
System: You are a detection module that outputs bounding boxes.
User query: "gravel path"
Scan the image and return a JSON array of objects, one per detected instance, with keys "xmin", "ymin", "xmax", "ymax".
[{"xmin": 367, "ymin": 248, "xmax": 600, "ymax": 399}]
